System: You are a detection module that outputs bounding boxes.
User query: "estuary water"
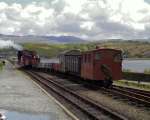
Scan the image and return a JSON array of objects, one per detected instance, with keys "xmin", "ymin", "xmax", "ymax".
[{"xmin": 123, "ymin": 60, "xmax": 150, "ymax": 73}]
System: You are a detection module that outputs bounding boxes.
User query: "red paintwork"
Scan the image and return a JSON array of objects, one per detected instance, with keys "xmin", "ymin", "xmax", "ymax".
[
  {"xmin": 18, "ymin": 50, "xmax": 39, "ymax": 67},
  {"xmin": 81, "ymin": 48, "xmax": 122, "ymax": 81},
  {"xmin": 52, "ymin": 63, "xmax": 61, "ymax": 71}
]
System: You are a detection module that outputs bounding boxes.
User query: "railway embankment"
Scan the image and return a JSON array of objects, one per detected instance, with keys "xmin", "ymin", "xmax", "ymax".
[
  {"xmin": 123, "ymin": 72, "xmax": 150, "ymax": 82},
  {"xmin": 114, "ymin": 72, "xmax": 150, "ymax": 91}
]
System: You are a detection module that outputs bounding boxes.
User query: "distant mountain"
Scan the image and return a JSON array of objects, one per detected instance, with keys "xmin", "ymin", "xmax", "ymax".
[
  {"xmin": 0, "ymin": 34, "xmax": 86, "ymax": 43},
  {"xmin": 42, "ymin": 35, "xmax": 85, "ymax": 43}
]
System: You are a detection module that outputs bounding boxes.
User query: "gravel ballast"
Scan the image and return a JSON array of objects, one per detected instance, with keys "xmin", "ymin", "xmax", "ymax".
[{"xmin": 79, "ymin": 90, "xmax": 150, "ymax": 120}]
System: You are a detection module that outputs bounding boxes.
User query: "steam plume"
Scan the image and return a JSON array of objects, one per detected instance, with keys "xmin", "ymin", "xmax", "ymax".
[{"xmin": 0, "ymin": 39, "xmax": 23, "ymax": 50}]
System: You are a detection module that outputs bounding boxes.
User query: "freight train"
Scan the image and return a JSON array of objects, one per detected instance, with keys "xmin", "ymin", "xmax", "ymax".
[{"xmin": 17, "ymin": 47, "xmax": 122, "ymax": 87}]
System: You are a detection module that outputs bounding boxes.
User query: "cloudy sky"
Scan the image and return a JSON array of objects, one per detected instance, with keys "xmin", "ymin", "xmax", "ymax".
[{"xmin": 0, "ymin": 0, "xmax": 150, "ymax": 40}]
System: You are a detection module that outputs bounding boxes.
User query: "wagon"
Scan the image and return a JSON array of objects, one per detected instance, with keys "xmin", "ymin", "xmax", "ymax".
[
  {"xmin": 58, "ymin": 50, "xmax": 81, "ymax": 75},
  {"xmin": 65, "ymin": 50, "xmax": 81, "ymax": 75},
  {"xmin": 81, "ymin": 48, "xmax": 122, "ymax": 86}
]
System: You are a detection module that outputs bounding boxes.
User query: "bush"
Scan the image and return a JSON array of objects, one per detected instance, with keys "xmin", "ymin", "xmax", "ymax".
[
  {"xmin": 123, "ymin": 69, "xmax": 131, "ymax": 72},
  {"xmin": 144, "ymin": 69, "xmax": 150, "ymax": 74},
  {"xmin": 0, "ymin": 62, "xmax": 3, "ymax": 71}
]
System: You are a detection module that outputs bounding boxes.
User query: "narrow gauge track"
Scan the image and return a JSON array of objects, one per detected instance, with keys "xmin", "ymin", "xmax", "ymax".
[
  {"xmin": 25, "ymin": 70, "xmax": 127, "ymax": 120},
  {"xmin": 113, "ymin": 85, "xmax": 150, "ymax": 97},
  {"xmin": 100, "ymin": 86, "xmax": 150, "ymax": 107},
  {"xmin": 36, "ymin": 70, "xmax": 150, "ymax": 108}
]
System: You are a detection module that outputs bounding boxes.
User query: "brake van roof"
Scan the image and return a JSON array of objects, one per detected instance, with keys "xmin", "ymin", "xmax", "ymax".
[{"xmin": 82, "ymin": 48, "xmax": 122, "ymax": 54}]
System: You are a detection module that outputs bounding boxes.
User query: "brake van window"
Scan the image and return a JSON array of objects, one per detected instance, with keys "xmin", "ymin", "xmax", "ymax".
[{"xmin": 95, "ymin": 53, "xmax": 101, "ymax": 60}]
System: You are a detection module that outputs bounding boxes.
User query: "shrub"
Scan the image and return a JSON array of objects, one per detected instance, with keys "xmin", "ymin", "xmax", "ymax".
[
  {"xmin": 123, "ymin": 69, "xmax": 131, "ymax": 72},
  {"xmin": 144, "ymin": 69, "xmax": 150, "ymax": 74}
]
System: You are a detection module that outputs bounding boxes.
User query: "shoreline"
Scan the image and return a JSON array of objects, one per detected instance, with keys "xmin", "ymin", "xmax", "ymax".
[{"xmin": 123, "ymin": 58, "xmax": 150, "ymax": 60}]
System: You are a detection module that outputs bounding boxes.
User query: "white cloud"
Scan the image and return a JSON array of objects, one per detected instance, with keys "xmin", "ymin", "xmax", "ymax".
[
  {"xmin": 0, "ymin": 0, "xmax": 150, "ymax": 40},
  {"xmin": 0, "ymin": 2, "xmax": 8, "ymax": 10},
  {"xmin": 63, "ymin": 0, "xmax": 86, "ymax": 14},
  {"xmin": 80, "ymin": 21, "xmax": 94, "ymax": 31}
]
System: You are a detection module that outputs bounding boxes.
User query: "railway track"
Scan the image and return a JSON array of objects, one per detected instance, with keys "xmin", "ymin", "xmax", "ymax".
[
  {"xmin": 100, "ymin": 86, "xmax": 150, "ymax": 107},
  {"xmin": 113, "ymin": 85, "xmax": 150, "ymax": 97},
  {"xmin": 40, "ymin": 71, "xmax": 150, "ymax": 108},
  {"xmin": 25, "ymin": 70, "xmax": 127, "ymax": 120},
  {"xmin": 30, "ymin": 70, "xmax": 150, "ymax": 108}
]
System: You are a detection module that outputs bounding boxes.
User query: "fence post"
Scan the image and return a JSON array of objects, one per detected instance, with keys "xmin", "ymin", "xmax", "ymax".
[{"xmin": 138, "ymin": 79, "xmax": 140, "ymax": 85}]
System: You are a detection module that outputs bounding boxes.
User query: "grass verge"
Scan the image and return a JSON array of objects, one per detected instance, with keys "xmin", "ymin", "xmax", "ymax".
[
  {"xmin": 0, "ymin": 61, "xmax": 4, "ymax": 71},
  {"xmin": 114, "ymin": 80, "xmax": 150, "ymax": 91}
]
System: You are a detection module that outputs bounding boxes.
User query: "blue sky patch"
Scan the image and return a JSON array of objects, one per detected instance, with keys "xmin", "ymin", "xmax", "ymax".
[{"xmin": 145, "ymin": 0, "xmax": 150, "ymax": 4}]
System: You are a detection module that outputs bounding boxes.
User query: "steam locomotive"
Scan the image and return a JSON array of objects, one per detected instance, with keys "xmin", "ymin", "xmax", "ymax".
[{"xmin": 17, "ymin": 50, "xmax": 40, "ymax": 68}]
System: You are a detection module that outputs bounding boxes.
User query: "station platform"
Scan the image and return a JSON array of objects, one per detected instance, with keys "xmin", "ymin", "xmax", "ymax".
[{"xmin": 0, "ymin": 61, "xmax": 75, "ymax": 120}]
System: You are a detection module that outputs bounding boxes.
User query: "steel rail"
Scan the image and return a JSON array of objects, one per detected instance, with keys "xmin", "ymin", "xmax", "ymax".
[
  {"xmin": 113, "ymin": 85, "xmax": 150, "ymax": 97},
  {"xmin": 101, "ymin": 87, "xmax": 150, "ymax": 107},
  {"xmin": 26, "ymin": 70, "xmax": 127, "ymax": 120}
]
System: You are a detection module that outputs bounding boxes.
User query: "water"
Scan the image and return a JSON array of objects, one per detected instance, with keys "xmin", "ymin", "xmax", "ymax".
[
  {"xmin": 123, "ymin": 60, "xmax": 150, "ymax": 73},
  {"xmin": 0, "ymin": 109, "xmax": 58, "ymax": 120}
]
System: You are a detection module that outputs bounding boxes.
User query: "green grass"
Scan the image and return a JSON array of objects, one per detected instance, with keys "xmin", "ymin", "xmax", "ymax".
[
  {"xmin": 22, "ymin": 41, "xmax": 150, "ymax": 58},
  {"xmin": 144, "ymin": 69, "xmax": 150, "ymax": 74},
  {"xmin": 114, "ymin": 80, "xmax": 150, "ymax": 91},
  {"xmin": 0, "ymin": 62, "xmax": 4, "ymax": 71},
  {"xmin": 123, "ymin": 69, "xmax": 132, "ymax": 72},
  {"xmin": 22, "ymin": 43, "xmax": 95, "ymax": 58}
]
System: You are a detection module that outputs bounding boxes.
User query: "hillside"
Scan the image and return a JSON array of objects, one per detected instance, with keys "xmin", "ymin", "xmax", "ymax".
[
  {"xmin": 0, "ymin": 34, "xmax": 85, "ymax": 43},
  {"xmin": 22, "ymin": 41, "xmax": 150, "ymax": 58}
]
